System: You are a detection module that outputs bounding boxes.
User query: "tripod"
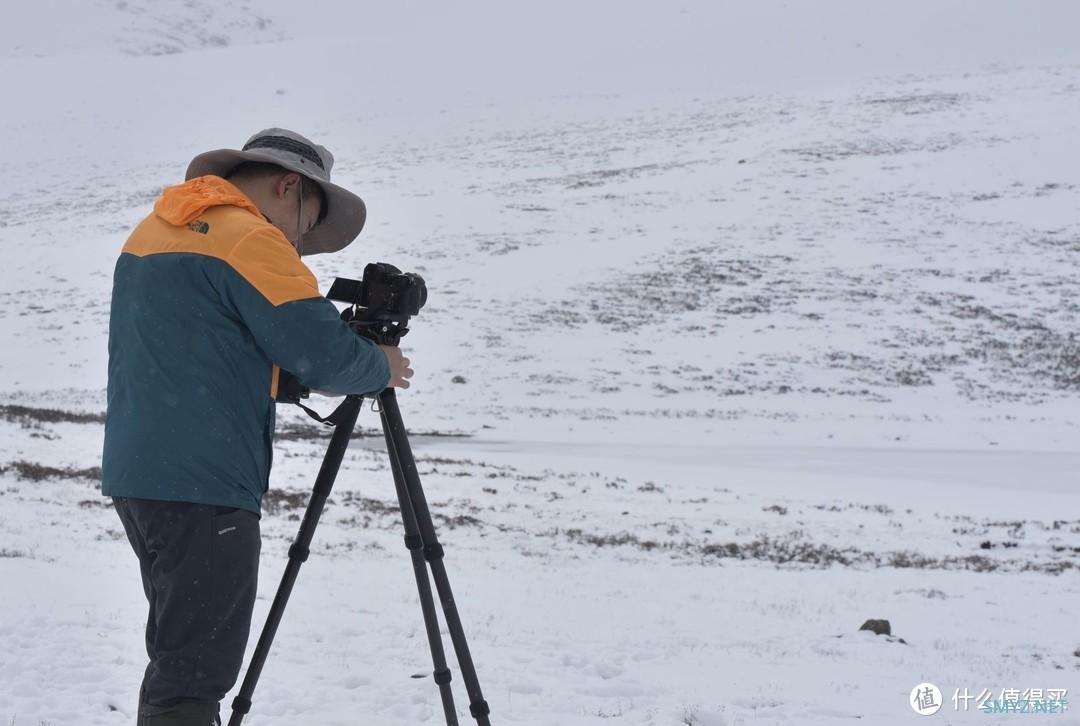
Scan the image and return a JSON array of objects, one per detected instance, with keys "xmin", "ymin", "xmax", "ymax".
[{"xmin": 227, "ymin": 319, "xmax": 491, "ymax": 726}]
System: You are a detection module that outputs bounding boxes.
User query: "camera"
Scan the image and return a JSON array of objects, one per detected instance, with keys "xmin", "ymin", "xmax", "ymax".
[
  {"xmin": 276, "ymin": 263, "xmax": 426, "ymax": 404},
  {"xmin": 327, "ymin": 262, "xmax": 427, "ymax": 323}
]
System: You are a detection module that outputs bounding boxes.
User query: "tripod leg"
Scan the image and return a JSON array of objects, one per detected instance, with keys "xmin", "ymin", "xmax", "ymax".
[
  {"xmin": 228, "ymin": 396, "xmax": 363, "ymax": 726},
  {"xmin": 377, "ymin": 389, "xmax": 492, "ymax": 726},
  {"xmin": 380, "ymin": 414, "xmax": 459, "ymax": 726}
]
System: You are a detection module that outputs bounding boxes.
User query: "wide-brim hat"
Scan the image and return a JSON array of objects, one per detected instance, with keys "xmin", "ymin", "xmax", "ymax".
[{"xmin": 185, "ymin": 128, "xmax": 365, "ymax": 255}]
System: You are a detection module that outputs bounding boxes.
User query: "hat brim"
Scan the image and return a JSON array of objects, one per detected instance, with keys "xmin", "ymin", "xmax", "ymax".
[{"xmin": 186, "ymin": 148, "xmax": 366, "ymax": 256}]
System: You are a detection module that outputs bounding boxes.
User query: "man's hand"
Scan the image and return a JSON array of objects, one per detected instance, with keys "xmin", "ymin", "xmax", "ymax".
[{"xmin": 380, "ymin": 345, "xmax": 414, "ymax": 389}]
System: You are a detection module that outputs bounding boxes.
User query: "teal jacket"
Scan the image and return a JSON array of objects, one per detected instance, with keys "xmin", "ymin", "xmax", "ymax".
[{"xmin": 101, "ymin": 176, "xmax": 390, "ymax": 514}]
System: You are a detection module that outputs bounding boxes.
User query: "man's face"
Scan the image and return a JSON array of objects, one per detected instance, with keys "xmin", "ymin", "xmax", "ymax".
[{"xmin": 267, "ymin": 173, "xmax": 322, "ymax": 249}]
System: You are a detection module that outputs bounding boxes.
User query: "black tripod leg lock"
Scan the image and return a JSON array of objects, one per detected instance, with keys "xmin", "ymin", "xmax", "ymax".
[
  {"xmin": 433, "ymin": 668, "xmax": 452, "ymax": 685},
  {"xmin": 231, "ymin": 696, "xmax": 252, "ymax": 715},
  {"xmin": 404, "ymin": 534, "xmax": 422, "ymax": 551},
  {"xmin": 289, "ymin": 543, "xmax": 310, "ymax": 562},
  {"xmin": 469, "ymin": 700, "xmax": 491, "ymax": 719},
  {"xmin": 423, "ymin": 543, "xmax": 445, "ymax": 562}
]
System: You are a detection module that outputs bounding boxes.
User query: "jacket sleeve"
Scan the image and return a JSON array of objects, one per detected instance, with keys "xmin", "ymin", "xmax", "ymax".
[{"xmin": 216, "ymin": 227, "xmax": 390, "ymax": 395}]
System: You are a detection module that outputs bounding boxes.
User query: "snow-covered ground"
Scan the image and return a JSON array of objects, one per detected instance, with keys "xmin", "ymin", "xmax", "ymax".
[{"xmin": 1, "ymin": 2, "xmax": 1079, "ymax": 724}]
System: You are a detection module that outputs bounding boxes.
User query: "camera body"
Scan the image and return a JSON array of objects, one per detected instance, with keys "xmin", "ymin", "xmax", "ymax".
[{"xmin": 327, "ymin": 262, "xmax": 427, "ymax": 323}]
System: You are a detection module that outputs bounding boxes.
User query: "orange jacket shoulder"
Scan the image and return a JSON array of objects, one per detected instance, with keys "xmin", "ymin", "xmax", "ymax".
[
  {"xmin": 121, "ymin": 205, "xmax": 320, "ymax": 307},
  {"xmin": 226, "ymin": 226, "xmax": 321, "ymax": 307},
  {"xmin": 122, "ymin": 203, "xmax": 260, "ymax": 259}
]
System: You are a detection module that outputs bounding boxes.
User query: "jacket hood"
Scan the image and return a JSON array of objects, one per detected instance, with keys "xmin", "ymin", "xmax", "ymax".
[{"xmin": 154, "ymin": 175, "xmax": 262, "ymax": 226}]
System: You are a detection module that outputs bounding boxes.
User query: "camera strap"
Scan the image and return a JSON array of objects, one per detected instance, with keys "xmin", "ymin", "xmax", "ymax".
[
  {"xmin": 294, "ymin": 397, "xmax": 361, "ymax": 428},
  {"xmin": 276, "ymin": 370, "xmax": 356, "ymax": 427}
]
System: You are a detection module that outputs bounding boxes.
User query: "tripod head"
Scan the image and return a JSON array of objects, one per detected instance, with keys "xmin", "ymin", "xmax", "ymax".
[{"xmin": 343, "ymin": 314, "xmax": 408, "ymax": 347}]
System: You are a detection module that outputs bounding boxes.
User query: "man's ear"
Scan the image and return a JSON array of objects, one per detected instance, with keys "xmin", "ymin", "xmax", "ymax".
[{"xmin": 276, "ymin": 172, "xmax": 301, "ymax": 199}]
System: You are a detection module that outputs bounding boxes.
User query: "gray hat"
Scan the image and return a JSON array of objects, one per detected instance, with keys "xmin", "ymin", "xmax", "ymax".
[{"xmin": 185, "ymin": 128, "xmax": 366, "ymax": 255}]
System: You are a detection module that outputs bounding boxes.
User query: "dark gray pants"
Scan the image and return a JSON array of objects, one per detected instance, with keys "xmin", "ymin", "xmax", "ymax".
[{"xmin": 113, "ymin": 497, "xmax": 260, "ymax": 724}]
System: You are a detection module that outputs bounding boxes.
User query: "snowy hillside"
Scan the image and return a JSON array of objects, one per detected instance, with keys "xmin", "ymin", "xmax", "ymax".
[{"xmin": 1, "ymin": 2, "xmax": 1079, "ymax": 725}]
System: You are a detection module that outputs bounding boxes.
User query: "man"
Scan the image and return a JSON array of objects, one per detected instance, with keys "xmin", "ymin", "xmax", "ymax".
[{"xmin": 101, "ymin": 128, "xmax": 412, "ymax": 725}]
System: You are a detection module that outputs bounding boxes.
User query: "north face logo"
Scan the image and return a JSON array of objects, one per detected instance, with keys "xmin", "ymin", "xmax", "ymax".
[{"xmin": 187, "ymin": 220, "xmax": 210, "ymax": 234}]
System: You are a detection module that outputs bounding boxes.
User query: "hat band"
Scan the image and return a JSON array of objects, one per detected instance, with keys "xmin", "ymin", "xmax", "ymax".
[{"xmin": 242, "ymin": 136, "xmax": 326, "ymax": 171}]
